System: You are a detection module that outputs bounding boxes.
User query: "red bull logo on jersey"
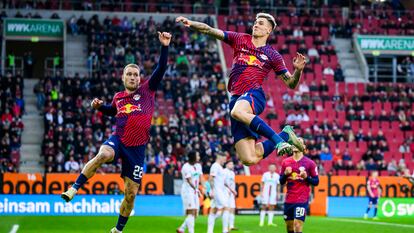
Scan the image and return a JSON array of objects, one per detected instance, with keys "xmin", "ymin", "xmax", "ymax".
[
  {"xmin": 118, "ymin": 103, "xmax": 142, "ymax": 114},
  {"xmin": 238, "ymin": 55, "xmax": 263, "ymax": 68}
]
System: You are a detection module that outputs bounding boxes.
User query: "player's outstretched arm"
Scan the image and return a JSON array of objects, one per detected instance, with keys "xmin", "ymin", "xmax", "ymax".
[
  {"xmin": 91, "ymin": 98, "xmax": 117, "ymax": 116},
  {"xmin": 149, "ymin": 32, "xmax": 171, "ymax": 91},
  {"xmin": 278, "ymin": 52, "xmax": 307, "ymax": 89},
  {"xmin": 176, "ymin": 16, "xmax": 224, "ymax": 40}
]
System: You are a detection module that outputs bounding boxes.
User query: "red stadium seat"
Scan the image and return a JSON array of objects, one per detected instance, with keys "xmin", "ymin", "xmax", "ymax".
[
  {"xmin": 359, "ymin": 171, "xmax": 369, "ymax": 177},
  {"xmin": 371, "ymin": 121, "xmax": 380, "ymax": 132},
  {"xmin": 348, "ymin": 170, "xmax": 359, "ymax": 176},
  {"xmin": 337, "ymin": 170, "xmax": 347, "ymax": 176}
]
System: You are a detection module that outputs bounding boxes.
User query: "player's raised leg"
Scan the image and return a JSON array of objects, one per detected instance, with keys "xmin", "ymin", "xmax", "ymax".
[
  {"xmin": 110, "ymin": 176, "xmax": 139, "ymax": 233},
  {"xmin": 61, "ymin": 144, "xmax": 115, "ymax": 202}
]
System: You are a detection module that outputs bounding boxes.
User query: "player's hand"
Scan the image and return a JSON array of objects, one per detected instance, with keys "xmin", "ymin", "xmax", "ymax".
[
  {"xmin": 285, "ymin": 167, "xmax": 292, "ymax": 175},
  {"xmin": 158, "ymin": 31, "xmax": 172, "ymax": 46},
  {"xmin": 300, "ymin": 170, "xmax": 307, "ymax": 179},
  {"xmin": 176, "ymin": 16, "xmax": 192, "ymax": 27},
  {"xmin": 91, "ymin": 98, "xmax": 103, "ymax": 109},
  {"xmin": 293, "ymin": 52, "xmax": 307, "ymax": 71}
]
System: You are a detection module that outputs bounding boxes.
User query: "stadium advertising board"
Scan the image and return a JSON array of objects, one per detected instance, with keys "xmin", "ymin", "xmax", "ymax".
[
  {"xmin": 1, "ymin": 173, "xmax": 163, "ymax": 195},
  {"xmin": 378, "ymin": 198, "xmax": 414, "ymax": 218},
  {"xmin": 2, "ymin": 174, "xmax": 413, "ymax": 216},
  {"xmin": 357, "ymin": 35, "xmax": 414, "ymax": 55},
  {"xmin": 0, "ymin": 195, "xmax": 182, "ymax": 216},
  {"xmin": 4, "ymin": 18, "xmax": 64, "ymax": 38}
]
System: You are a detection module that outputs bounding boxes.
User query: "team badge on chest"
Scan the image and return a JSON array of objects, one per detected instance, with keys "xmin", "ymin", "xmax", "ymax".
[{"xmin": 133, "ymin": 94, "xmax": 141, "ymax": 101}]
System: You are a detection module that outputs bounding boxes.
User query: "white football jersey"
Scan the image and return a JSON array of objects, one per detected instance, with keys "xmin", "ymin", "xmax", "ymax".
[
  {"xmin": 261, "ymin": 171, "xmax": 280, "ymax": 196},
  {"xmin": 181, "ymin": 162, "xmax": 203, "ymax": 193},
  {"xmin": 210, "ymin": 162, "xmax": 225, "ymax": 192},
  {"xmin": 224, "ymin": 168, "xmax": 236, "ymax": 193}
]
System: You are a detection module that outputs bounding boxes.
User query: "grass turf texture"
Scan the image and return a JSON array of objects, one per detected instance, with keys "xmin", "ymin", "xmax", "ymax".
[{"xmin": 1, "ymin": 216, "xmax": 413, "ymax": 233}]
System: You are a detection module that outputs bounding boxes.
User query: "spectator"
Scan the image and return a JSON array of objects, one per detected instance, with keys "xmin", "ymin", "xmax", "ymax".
[{"xmin": 320, "ymin": 147, "xmax": 333, "ymax": 161}]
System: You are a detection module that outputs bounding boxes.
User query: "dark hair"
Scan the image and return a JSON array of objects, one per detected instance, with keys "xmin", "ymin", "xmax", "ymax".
[{"xmin": 188, "ymin": 151, "xmax": 197, "ymax": 164}]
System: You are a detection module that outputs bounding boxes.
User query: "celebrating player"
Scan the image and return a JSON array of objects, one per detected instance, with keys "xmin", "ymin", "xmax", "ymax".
[
  {"xmin": 280, "ymin": 138, "xmax": 319, "ymax": 233},
  {"xmin": 177, "ymin": 151, "xmax": 203, "ymax": 233},
  {"xmin": 176, "ymin": 13, "xmax": 307, "ymax": 166},
  {"xmin": 364, "ymin": 171, "xmax": 381, "ymax": 220},
  {"xmin": 224, "ymin": 161, "xmax": 238, "ymax": 231},
  {"xmin": 259, "ymin": 164, "xmax": 280, "ymax": 227},
  {"xmin": 61, "ymin": 32, "xmax": 172, "ymax": 233},
  {"xmin": 208, "ymin": 152, "xmax": 228, "ymax": 233}
]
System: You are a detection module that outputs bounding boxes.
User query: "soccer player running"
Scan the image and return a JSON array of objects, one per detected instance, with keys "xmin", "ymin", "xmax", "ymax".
[
  {"xmin": 224, "ymin": 161, "xmax": 238, "ymax": 231},
  {"xmin": 280, "ymin": 138, "xmax": 319, "ymax": 233},
  {"xmin": 364, "ymin": 171, "xmax": 381, "ymax": 220},
  {"xmin": 208, "ymin": 152, "xmax": 228, "ymax": 233},
  {"xmin": 259, "ymin": 164, "xmax": 280, "ymax": 227},
  {"xmin": 177, "ymin": 151, "xmax": 203, "ymax": 233},
  {"xmin": 61, "ymin": 32, "xmax": 172, "ymax": 233},
  {"xmin": 176, "ymin": 13, "xmax": 307, "ymax": 166}
]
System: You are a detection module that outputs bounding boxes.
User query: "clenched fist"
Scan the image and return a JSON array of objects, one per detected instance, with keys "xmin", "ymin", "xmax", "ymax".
[
  {"xmin": 285, "ymin": 167, "xmax": 292, "ymax": 175},
  {"xmin": 91, "ymin": 98, "xmax": 103, "ymax": 110}
]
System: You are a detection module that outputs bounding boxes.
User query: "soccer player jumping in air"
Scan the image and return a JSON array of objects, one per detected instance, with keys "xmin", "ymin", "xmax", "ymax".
[
  {"xmin": 280, "ymin": 138, "xmax": 319, "ymax": 233},
  {"xmin": 61, "ymin": 32, "xmax": 172, "ymax": 233},
  {"xmin": 176, "ymin": 13, "xmax": 307, "ymax": 166}
]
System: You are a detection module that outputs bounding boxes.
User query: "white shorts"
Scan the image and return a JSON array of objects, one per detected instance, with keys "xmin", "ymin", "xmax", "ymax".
[
  {"xmin": 211, "ymin": 191, "xmax": 229, "ymax": 209},
  {"xmin": 262, "ymin": 192, "xmax": 277, "ymax": 205},
  {"xmin": 182, "ymin": 191, "xmax": 199, "ymax": 210},
  {"xmin": 228, "ymin": 193, "xmax": 236, "ymax": 209}
]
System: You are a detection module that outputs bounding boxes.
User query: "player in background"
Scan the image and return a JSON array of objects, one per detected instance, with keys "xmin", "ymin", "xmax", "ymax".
[
  {"xmin": 61, "ymin": 32, "xmax": 172, "ymax": 233},
  {"xmin": 177, "ymin": 151, "xmax": 204, "ymax": 233},
  {"xmin": 403, "ymin": 168, "xmax": 414, "ymax": 184},
  {"xmin": 224, "ymin": 161, "xmax": 238, "ymax": 231},
  {"xmin": 176, "ymin": 13, "xmax": 307, "ymax": 166},
  {"xmin": 364, "ymin": 171, "xmax": 381, "ymax": 220},
  {"xmin": 280, "ymin": 138, "xmax": 319, "ymax": 233},
  {"xmin": 259, "ymin": 164, "xmax": 280, "ymax": 227},
  {"xmin": 208, "ymin": 152, "xmax": 228, "ymax": 233}
]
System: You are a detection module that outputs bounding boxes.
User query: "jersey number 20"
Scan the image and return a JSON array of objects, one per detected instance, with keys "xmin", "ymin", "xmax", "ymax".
[{"xmin": 295, "ymin": 207, "xmax": 305, "ymax": 217}]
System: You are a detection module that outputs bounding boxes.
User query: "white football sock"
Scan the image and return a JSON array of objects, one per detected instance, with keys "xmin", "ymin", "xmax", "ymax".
[
  {"xmin": 268, "ymin": 211, "xmax": 274, "ymax": 224},
  {"xmin": 179, "ymin": 215, "xmax": 188, "ymax": 231},
  {"xmin": 222, "ymin": 210, "xmax": 230, "ymax": 232},
  {"xmin": 186, "ymin": 214, "xmax": 195, "ymax": 233},
  {"xmin": 260, "ymin": 210, "xmax": 266, "ymax": 225},
  {"xmin": 207, "ymin": 213, "xmax": 216, "ymax": 233},
  {"xmin": 229, "ymin": 213, "xmax": 235, "ymax": 228}
]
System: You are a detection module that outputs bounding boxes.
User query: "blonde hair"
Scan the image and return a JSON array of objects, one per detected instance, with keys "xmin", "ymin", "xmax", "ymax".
[
  {"xmin": 256, "ymin": 12, "xmax": 277, "ymax": 30},
  {"xmin": 123, "ymin": 64, "xmax": 140, "ymax": 74}
]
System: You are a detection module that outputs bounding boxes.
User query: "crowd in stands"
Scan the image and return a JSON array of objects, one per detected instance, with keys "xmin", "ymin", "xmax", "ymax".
[{"xmin": 0, "ymin": 72, "xmax": 24, "ymax": 173}]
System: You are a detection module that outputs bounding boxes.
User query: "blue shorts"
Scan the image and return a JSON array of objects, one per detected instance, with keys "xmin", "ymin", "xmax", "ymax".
[
  {"xmin": 229, "ymin": 88, "xmax": 266, "ymax": 143},
  {"xmin": 103, "ymin": 135, "xmax": 145, "ymax": 184},
  {"xmin": 369, "ymin": 197, "xmax": 379, "ymax": 205},
  {"xmin": 284, "ymin": 203, "xmax": 308, "ymax": 222}
]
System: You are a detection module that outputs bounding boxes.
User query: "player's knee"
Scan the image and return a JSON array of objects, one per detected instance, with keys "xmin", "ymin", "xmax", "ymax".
[
  {"xmin": 96, "ymin": 152, "xmax": 113, "ymax": 163},
  {"xmin": 124, "ymin": 192, "xmax": 136, "ymax": 205},
  {"xmin": 294, "ymin": 221, "xmax": 302, "ymax": 231},
  {"xmin": 241, "ymin": 156, "xmax": 260, "ymax": 166},
  {"xmin": 230, "ymin": 108, "xmax": 244, "ymax": 121}
]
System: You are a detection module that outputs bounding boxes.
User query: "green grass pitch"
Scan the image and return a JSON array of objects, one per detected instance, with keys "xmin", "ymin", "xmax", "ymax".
[{"xmin": 1, "ymin": 216, "xmax": 413, "ymax": 233}]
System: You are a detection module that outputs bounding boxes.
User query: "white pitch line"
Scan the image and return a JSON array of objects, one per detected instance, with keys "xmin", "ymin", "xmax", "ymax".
[
  {"xmin": 9, "ymin": 224, "xmax": 19, "ymax": 233},
  {"xmin": 328, "ymin": 218, "xmax": 414, "ymax": 228}
]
